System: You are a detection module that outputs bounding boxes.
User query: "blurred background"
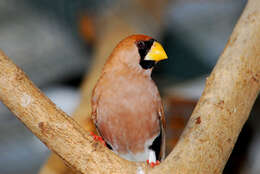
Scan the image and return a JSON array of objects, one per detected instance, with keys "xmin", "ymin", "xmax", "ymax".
[{"xmin": 1, "ymin": 0, "xmax": 259, "ymax": 174}]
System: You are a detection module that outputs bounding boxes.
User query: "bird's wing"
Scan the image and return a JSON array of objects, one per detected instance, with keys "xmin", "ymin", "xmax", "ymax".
[
  {"xmin": 91, "ymin": 82, "xmax": 101, "ymax": 124},
  {"xmin": 148, "ymin": 103, "xmax": 166, "ymax": 161},
  {"xmin": 159, "ymin": 103, "xmax": 166, "ymax": 160}
]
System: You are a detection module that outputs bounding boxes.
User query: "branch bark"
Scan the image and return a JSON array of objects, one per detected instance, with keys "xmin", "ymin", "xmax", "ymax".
[
  {"xmin": 0, "ymin": 50, "xmax": 144, "ymax": 173},
  {"xmin": 0, "ymin": 0, "xmax": 259, "ymax": 173},
  {"xmin": 149, "ymin": 0, "xmax": 260, "ymax": 173}
]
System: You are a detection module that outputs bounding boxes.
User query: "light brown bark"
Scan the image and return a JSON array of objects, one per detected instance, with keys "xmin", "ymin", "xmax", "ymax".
[
  {"xmin": 0, "ymin": 0, "xmax": 259, "ymax": 173},
  {"xmin": 150, "ymin": 0, "xmax": 260, "ymax": 173},
  {"xmin": 0, "ymin": 50, "xmax": 144, "ymax": 174}
]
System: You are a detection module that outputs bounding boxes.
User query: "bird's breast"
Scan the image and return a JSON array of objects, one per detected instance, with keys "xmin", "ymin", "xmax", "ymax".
[{"xmin": 95, "ymin": 75, "xmax": 161, "ymax": 155}]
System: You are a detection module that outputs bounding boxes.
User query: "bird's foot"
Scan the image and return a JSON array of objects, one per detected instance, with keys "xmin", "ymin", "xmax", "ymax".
[
  {"xmin": 146, "ymin": 160, "xmax": 160, "ymax": 168},
  {"xmin": 90, "ymin": 132, "xmax": 106, "ymax": 146}
]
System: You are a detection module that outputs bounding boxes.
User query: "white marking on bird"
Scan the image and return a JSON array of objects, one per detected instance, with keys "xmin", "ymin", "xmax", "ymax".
[{"xmin": 148, "ymin": 149, "xmax": 156, "ymax": 163}]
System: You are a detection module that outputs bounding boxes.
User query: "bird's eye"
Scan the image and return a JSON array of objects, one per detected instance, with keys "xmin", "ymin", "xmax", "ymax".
[{"xmin": 137, "ymin": 41, "xmax": 145, "ymax": 49}]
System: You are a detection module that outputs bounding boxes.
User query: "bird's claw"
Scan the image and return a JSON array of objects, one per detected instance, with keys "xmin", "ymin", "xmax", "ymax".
[
  {"xmin": 90, "ymin": 132, "xmax": 106, "ymax": 146},
  {"xmin": 146, "ymin": 160, "xmax": 160, "ymax": 167}
]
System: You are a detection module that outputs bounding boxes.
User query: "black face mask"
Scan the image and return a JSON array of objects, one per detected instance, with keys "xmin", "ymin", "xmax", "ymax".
[{"xmin": 136, "ymin": 39, "xmax": 156, "ymax": 70}]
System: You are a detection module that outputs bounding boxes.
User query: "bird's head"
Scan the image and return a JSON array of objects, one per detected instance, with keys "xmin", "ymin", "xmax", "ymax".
[{"xmin": 106, "ymin": 35, "xmax": 168, "ymax": 75}]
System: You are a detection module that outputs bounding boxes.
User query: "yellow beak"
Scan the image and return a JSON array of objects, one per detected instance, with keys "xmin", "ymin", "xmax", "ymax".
[{"xmin": 144, "ymin": 41, "xmax": 168, "ymax": 62}]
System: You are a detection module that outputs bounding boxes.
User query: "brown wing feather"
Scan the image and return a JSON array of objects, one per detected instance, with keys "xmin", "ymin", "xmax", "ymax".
[
  {"xmin": 91, "ymin": 71, "xmax": 105, "ymax": 124},
  {"xmin": 159, "ymin": 103, "xmax": 166, "ymax": 160}
]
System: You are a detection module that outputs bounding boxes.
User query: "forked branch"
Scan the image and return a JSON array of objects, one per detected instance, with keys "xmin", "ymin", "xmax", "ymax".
[{"xmin": 0, "ymin": 0, "xmax": 259, "ymax": 173}]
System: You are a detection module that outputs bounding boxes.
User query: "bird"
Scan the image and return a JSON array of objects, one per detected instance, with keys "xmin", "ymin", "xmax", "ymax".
[{"xmin": 91, "ymin": 34, "xmax": 168, "ymax": 164}]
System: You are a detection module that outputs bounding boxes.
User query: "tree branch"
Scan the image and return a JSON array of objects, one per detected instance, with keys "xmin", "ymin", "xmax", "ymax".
[
  {"xmin": 0, "ymin": 51, "xmax": 143, "ymax": 174},
  {"xmin": 150, "ymin": 0, "xmax": 260, "ymax": 173},
  {"xmin": 0, "ymin": 0, "xmax": 259, "ymax": 173}
]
